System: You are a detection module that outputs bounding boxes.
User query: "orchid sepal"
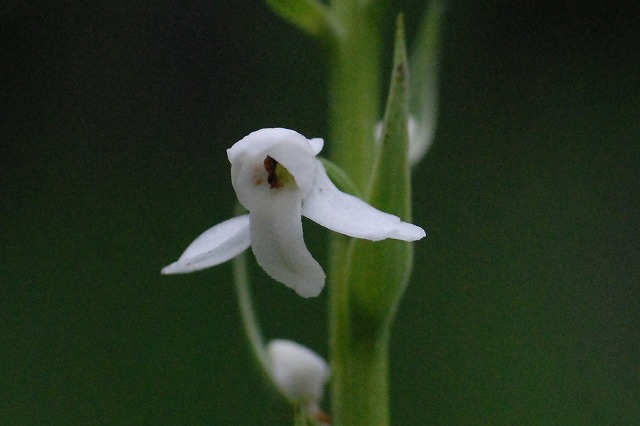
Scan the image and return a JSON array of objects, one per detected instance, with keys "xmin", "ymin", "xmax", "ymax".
[{"xmin": 161, "ymin": 215, "xmax": 251, "ymax": 275}]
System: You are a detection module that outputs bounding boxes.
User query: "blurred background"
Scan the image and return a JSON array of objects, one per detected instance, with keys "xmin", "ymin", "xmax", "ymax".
[{"xmin": 2, "ymin": 1, "xmax": 639, "ymax": 424}]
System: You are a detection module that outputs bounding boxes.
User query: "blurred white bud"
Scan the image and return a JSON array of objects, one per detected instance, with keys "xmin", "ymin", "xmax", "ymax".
[
  {"xmin": 267, "ymin": 339, "xmax": 329, "ymax": 411},
  {"xmin": 375, "ymin": 114, "xmax": 430, "ymax": 167}
]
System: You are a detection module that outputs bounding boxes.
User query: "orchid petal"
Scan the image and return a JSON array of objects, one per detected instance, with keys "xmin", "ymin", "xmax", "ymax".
[
  {"xmin": 161, "ymin": 215, "xmax": 251, "ymax": 274},
  {"xmin": 248, "ymin": 184, "xmax": 325, "ymax": 298},
  {"xmin": 302, "ymin": 163, "xmax": 426, "ymax": 241}
]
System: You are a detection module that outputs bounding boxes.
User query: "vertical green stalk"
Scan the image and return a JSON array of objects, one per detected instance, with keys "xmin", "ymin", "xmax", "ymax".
[
  {"xmin": 266, "ymin": 2, "xmax": 423, "ymax": 425},
  {"xmin": 327, "ymin": 1, "xmax": 388, "ymax": 425},
  {"xmin": 336, "ymin": 17, "xmax": 412, "ymax": 426},
  {"xmin": 232, "ymin": 204, "xmax": 272, "ymax": 383},
  {"xmin": 233, "ymin": 249, "xmax": 271, "ymax": 380},
  {"xmin": 327, "ymin": 0, "xmax": 383, "ymax": 192},
  {"xmin": 328, "ymin": 237, "xmax": 392, "ymax": 426}
]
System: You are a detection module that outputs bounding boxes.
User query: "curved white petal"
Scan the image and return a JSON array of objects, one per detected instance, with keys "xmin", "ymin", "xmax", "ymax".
[
  {"xmin": 302, "ymin": 163, "xmax": 426, "ymax": 241},
  {"xmin": 248, "ymin": 185, "xmax": 325, "ymax": 298},
  {"xmin": 161, "ymin": 215, "xmax": 251, "ymax": 274}
]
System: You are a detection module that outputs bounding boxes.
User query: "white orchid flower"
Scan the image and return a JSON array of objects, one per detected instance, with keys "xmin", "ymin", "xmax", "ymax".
[{"xmin": 162, "ymin": 128, "xmax": 425, "ymax": 297}]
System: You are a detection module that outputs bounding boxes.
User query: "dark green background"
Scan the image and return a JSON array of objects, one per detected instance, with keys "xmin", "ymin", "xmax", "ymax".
[{"xmin": 2, "ymin": 1, "xmax": 639, "ymax": 424}]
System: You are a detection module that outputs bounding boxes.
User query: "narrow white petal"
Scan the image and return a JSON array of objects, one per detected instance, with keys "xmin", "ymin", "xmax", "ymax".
[
  {"xmin": 248, "ymin": 187, "xmax": 325, "ymax": 298},
  {"xmin": 161, "ymin": 215, "xmax": 251, "ymax": 274},
  {"xmin": 302, "ymin": 163, "xmax": 426, "ymax": 241}
]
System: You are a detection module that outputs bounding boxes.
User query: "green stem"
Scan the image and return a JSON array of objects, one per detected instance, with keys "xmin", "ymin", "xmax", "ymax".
[
  {"xmin": 294, "ymin": 407, "xmax": 312, "ymax": 426},
  {"xmin": 327, "ymin": 1, "xmax": 383, "ymax": 192},
  {"xmin": 327, "ymin": 2, "xmax": 390, "ymax": 425},
  {"xmin": 327, "ymin": 235, "xmax": 352, "ymax": 424},
  {"xmin": 329, "ymin": 246, "xmax": 392, "ymax": 425},
  {"xmin": 232, "ymin": 208, "xmax": 272, "ymax": 383}
]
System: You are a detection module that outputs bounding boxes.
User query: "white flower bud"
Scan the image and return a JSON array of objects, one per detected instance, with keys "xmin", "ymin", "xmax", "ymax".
[
  {"xmin": 267, "ymin": 339, "xmax": 329, "ymax": 409},
  {"xmin": 375, "ymin": 115, "xmax": 428, "ymax": 166}
]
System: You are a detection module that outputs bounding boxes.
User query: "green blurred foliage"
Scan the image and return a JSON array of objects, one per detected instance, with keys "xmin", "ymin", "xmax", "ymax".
[{"xmin": 1, "ymin": 1, "xmax": 639, "ymax": 424}]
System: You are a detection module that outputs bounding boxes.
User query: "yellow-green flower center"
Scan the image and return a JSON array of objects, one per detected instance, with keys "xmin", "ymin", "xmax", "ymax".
[{"xmin": 263, "ymin": 156, "xmax": 295, "ymax": 189}]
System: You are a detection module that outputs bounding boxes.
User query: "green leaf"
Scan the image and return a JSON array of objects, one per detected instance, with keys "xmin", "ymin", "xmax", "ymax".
[
  {"xmin": 408, "ymin": 0, "xmax": 446, "ymax": 165},
  {"xmin": 346, "ymin": 14, "xmax": 414, "ymax": 333},
  {"xmin": 265, "ymin": 0, "xmax": 337, "ymax": 38}
]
